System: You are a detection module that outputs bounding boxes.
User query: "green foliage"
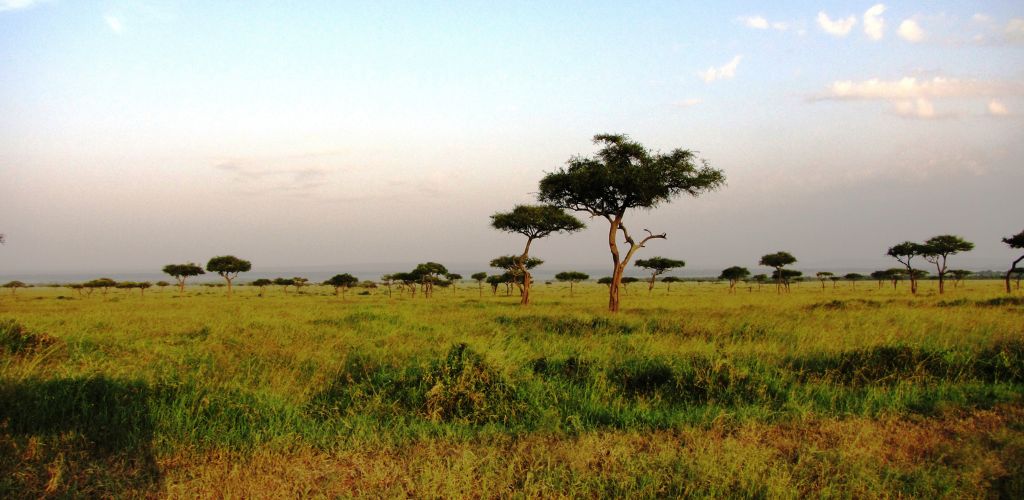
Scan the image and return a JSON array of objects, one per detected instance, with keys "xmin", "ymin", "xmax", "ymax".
[
  {"xmin": 554, "ymin": 271, "xmax": 589, "ymax": 282},
  {"xmin": 471, "ymin": 272, "xmax": 487, "ymax": 282},
  {"xmin": 3, "ymin": 280, "xmax": 27, "ymax": 290},
  {"xmin": 598, "ymin": 277, "xmax": 613, "ymax": 285},
  {"xmin": 844, "ymin": 273, "xmax": 865, "ymax": 281},
  {"xmin": 921, "ymin": 235, "xmax": 975, "ymax": 259},
  {"xmin": 205, "ymin": 255, "xmax": 252, "ymax": 277},
  {"xmin": 0, "ymin": 319, "xmax": 57, "ymax": 355},
  {"xmin": 490, "ymin": 204, "xmax": 585, "ymax": 239},
  {"xmin": 1004, "ymin": 230, "xmax": 1024, "ymax": 249},
  {"xmin": 251, "ymin": 279, "xmax": 272, "ymax": 287},
  {"xmin": 324, "ymin": 274, "xmax": 359, "ymax": 290},
  {"xmin": 537, "ymin": 134, "xmax": 725, "ymax": 216},
  {"xmin": 635, "ymin": 257, "xmax": 686, "ymax": 273},
  {"xmin": 162, "ymin": 263, "xmax": 205, "ymax": 280},
  {"xmin": 719, "ymin": 266, "xmax": 750, "ymax": 282},
  {"xmin": 759, "ymin": 252, "xmax": 796, "ymax": 269}
]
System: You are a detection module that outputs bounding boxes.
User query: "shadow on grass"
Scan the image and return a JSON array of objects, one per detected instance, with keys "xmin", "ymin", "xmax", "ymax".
[{"xmin": 0, "ymin": 376, "xmax": 161, "ymax": 497}]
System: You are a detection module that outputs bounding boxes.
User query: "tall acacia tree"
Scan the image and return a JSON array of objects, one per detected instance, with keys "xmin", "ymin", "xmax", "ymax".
[
  {"xmin": 886, "ymin": 242, "xmax": 926, "ymax": 294},
  {"xmin": 920, "ymin": 235, "xmax": 974, "ymax": 294},
  {"xmin": 719, "ymin": 266, "xmax": 750, "ymax": 293},
  {"xmin": 206, "ymin": 255, "xmax": 251, "ymax": 297},
  {"xmin": 412, "ymin": 262, "xmax": 448, "ymax": 298},
  {"xmin": 3, "ymin": 280, "xmax": 26, "ymax": 295},
  {"xmin": 1003, "ymin": 229, "xmax": 1024, "ymax": 294},
  {"xmin": 325, "ymin": 273, "xmax": 358, "ymax": 299},
  {"xmin": 634, "ymin": 257, "xmax": 685, "ymax": 294},
  {"xmin": 163, "ymin": 263, "xmax": 205, "ymax": 296},
  {"xmin": 844, "ymin": 273, "xmax": 864, "ymax": 289},
  {"xmin": 491, "ymin": 204, "xmax": 584, "ymax": 305},
  {"xmin": 538, "ymin": 134, "xmax": 725, "ymax": 312},
  {"xmin": 815, "ymin": 272, "xmax": 833, "ymax": 290},
  {"xmin": 759, "ymin": 252, "xmax": 797, "ymax": 294}
]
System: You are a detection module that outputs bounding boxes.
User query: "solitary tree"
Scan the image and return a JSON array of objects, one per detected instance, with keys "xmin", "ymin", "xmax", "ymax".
[
  {"xmin": 292, "ymin": 277, "xmax": 310, "ymax": 293},
  {"xmin": 886, "ymin": 242, "xmax": 926, "ymax": 294},
  {"xmin": 621, "ymin": 276, "xmax": 640, "ymax": 293},
  {"xmin": 635, "ymin": 257, "xmax": 686, "ymax": 294},
  {"xmin": 446, "ymin": 273, "xmax": 462, "ymax": 295},
  {"xmin": 163, "ymin": 263, "xmax": 205, "ymax": 296},
  {"xmin": 759, "ymin": 252, "xmax": 797, "ymax": 293},
  {"xmin": 251, "ymin": 278, "xmax": 272, "ymax": 297},
  {"xmin": 155, "ymin": 280, "xmax": 170, "ymax": 292},
  {"xmin": 3, "ymin": 280, "xmax": 26, "ymax": 295},
  {"xmin": 471, "ymin": 272, "xmax": 487, "ymax": 297},
  {"xmin": 274, "ymin": 277, "xmax": 295, "ymax": 294},
  {"xmin": 206, "ymin": 255, "xmax": 251, "ymax": 297},
  {"xmin": 598, "ymin": 276, "xmax": 613, "ymax": 287},
  {"xmin": 815, "ymin": 271, "xmax": 834, "ymax": 290},
  {"xmin": 490, "ymin": 204, "xmax": 584, "ymax": 305},
  {"xmin": 538, "ymin": 134, "xmax": 725, "ymax": 312},
  {"xmin": 555, "ymin": 271, "xmax": 589, "ymax": 297},
  {"xmin": 844, "ymin": 273, "xmax": 864, "ymax": 289},
  {"xmin": 661, "ymin": 276, "xmax": 682, "ymax": 292},
  {"xmin": 1003, "ymin": 229, "xmax": 1024, "ymax": 294},
  {"xmin": 920, "ymin": 235, "xmax": 974, "ymax": 294},
  {"xmin": 325, "ymin": 273, "xmax": 359, "ymax": 299},
  {"xmin": 719, "ymin": 266, "xmax": 750, "ymax": 293}
]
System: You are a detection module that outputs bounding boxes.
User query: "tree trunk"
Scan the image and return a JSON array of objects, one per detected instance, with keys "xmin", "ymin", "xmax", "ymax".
[
  {"xmin": 1006, "ymin": 255, "xmax": 1023, "ymax": 293},
  {"xmin": 569, "ymin": 282, "xmax": 574, "ymax": 297},
  {"xmin": 226, "ymin": 277, "xmax": 233, "ymax": 297},
  {"xmin": 607, "ymin": 217, "xmax": 623, "ymax": 312},
  {"xmin": 178, "ymin": 278, "xmax": 186, "ymax": 296}
]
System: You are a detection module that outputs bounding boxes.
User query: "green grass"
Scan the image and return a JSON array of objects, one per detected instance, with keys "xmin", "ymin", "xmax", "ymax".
[{"xmin": 1, "ymin": 280, "xmax": 1022, "ymax": 497}]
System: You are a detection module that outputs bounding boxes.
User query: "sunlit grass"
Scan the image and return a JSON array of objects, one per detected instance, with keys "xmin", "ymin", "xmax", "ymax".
[{"xmin": 1, "ymin": 280, "xmax": 1021, "ymax": 496}]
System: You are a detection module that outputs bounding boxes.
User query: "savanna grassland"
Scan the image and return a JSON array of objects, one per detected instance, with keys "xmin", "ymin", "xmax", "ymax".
[{"xmin": 1, "ymin": 280, "xmax": 1022, "ymax": 498}]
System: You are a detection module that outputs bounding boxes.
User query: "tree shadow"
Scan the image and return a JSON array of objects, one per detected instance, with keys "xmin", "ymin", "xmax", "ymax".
[{"xmin": 0, "ymin": 376, "xmax": 162, "ymax": 496}]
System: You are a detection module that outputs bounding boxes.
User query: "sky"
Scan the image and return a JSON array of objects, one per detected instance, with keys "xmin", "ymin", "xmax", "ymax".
[{"xmin": 1, "ymin": 0, "xmax": 1022, "ymax": 279}]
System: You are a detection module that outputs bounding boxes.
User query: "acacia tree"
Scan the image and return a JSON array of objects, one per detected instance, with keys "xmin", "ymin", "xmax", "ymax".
[
  {"xmin": 1003, "ymin": 229, "xmax": 1024, "ymax": 294},
  {"xmin": 920, "ymin": 235, "xmax": 974, "ymax": 294},
  {"xmin": 490, "ymin": 255, "xmax": 543, "ymax": 297},
  {"xmin": 719, "ymin": 266, "xmax": 750, "ymax": 293},
  {"xmin": 759, "ymin": 252, "xmax": 797, "ymax": 294},
  {"xmin": 661, "ymin": 276, "xmax": 682, "ymax": 292},
  {"xmin": 251, "ymin": 278, "xmax": 272, "ymax": 297},
  {"xmin": 491, "ymin": 205, "xmax": 584, "ymax": 305},
  {"xmin": 751, "ymin": 274, "xmax": 768, "ymax": 291},
  {"xmin": 538, "ymin": 134, "xmax": 725, "ymax": 312},
  {"xmin": 163, "ymin": 263, "xmax": 205, "ymax": 296},
  {"xmin": 85, "ymin": 278, "xmax": 117, "ymax": 295},
  {"xmin": 815, "ymin": 272, "xmax": 833, "ymax": 290},
  {"xmin": 206, "ymin": 255, "xmax": 251, "ymax": 297},
  {"xmin": 949, "ymin": 270, "xmax": 972, "ymax": 288},
  {"xmin": 292, "ymin": 277, "xmax": 309, "ymax": 293},
  {"xmin": 634, "ymin": 257, "xmax": 685, "ymax": 294},
  {"xmin": 886, "ymin": 242, "xmax": 926, "ymax": 294},
  {"xmin": 380, "ymin": 274, "xmax": 395, "ymax": 297},
  {"xmin": 3, "ymin": 280, "xmax": 26, "ymax": 295},
  {"xmin": 555, "ymin": 271, "xmax": 589, "ymax": 297},
  {"xmin": 155, "ymin": 281, "xmax": 170, "ymax": 292},
  {"xmin": 485, "ymin": 274, "xmax": 503, "ymax": 295},
  {"xmin": 870, "ymin": 270, "xmax": 888, "ymax": 289},
  {"xmin": 325, "ymin": 273, "xmax": 358, "ymax": 299},
  {"xmin": 412, "ymin": 262, "xmax": 448, "ymax": 298},
  {"xmin": 274, "ymin": 277, "xmax": 295, "ymax": 294},
  {"xmin": 844, "ymin": 273, "xmax": 864, "ymax": 289},
  {"xmin": 446, "ymin": 273, "xmax": 462, "ymax": 295},
  {"xmin": 772, "ymin": 269, "xmax": 802, "ymax": 292},
  {"xmin": 621, "ymin": 276, "xmax": 640, "ymax": 294},
  {"xmin": 471, "ymin": 272, "xmax": 487, "ymax": 297}
]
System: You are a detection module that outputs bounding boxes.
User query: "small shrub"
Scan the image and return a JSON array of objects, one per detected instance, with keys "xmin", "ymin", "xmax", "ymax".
[{"xmin": 0, "ymin": 319, "xmax": 57, "ymax": 355}]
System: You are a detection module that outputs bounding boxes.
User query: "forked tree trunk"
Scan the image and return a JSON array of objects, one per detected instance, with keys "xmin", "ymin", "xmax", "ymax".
[{"xmin": 1006, "ymin": 255, "xmax": 1023, "ymax": 294}]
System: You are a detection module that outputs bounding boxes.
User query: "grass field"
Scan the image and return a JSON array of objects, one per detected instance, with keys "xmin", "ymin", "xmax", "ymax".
[{"xmin": 1, "ymin": 279, "xmax": 1022, "ymax": 497}]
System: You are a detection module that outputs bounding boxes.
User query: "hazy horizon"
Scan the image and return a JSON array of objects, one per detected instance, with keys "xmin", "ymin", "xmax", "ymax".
[{"xmin": 2, "ymin": 1, "xmax": 1022, "ymax": 279}]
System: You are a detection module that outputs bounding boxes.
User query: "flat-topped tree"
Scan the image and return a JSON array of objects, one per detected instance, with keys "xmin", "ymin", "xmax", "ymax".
[
  {"xmin": 85, "ymin": 278, "xmax": 117, "ymax": 295},
  {"xmin": 490, "ymin": 255, "xmax": 543, "ymax": 297},
  {"xmin": 887, "ymin": 242, "xmax": 926, "ymax": 294},
  {"xmin": 412, "ymin": 262, "xmax": 447, "ymax": 298},
  {"xmin": 815, "ymin": 272, "xmax": 833, "ymax": 290},
  {"xmin": 598, "ymin": 276, "xmax": 613, "ymax": 287},
  {"xmin": 844, "ymin": 273, "xmax": 864, "ymax": 289},
  {"xmin": 324, "ymin": 274, "xmax": 358, "ymax": 299},
  {"xmin": 751, "ymin": 274, "xmax": 768, "ymax": 290},
  {"xmin": 555, "ymin": 271, "xmax": 589, "ymax": 297},
  {"xmin": 884, "ymin": 268, "xmax": 906, "ymax": 290},
  {"xmin": 251, "ymin": 278, "xmax": 272, "ymax": 297},
  {"xmin": 292, "ymin": 277, "xmax": 309, "ymax": 293},
  {"xmin": 760, "ymin": 252, "xmax": 797, "ymax": 294},
  {"xmin": 274, "ymin": 277, "xmax": 294, "ymax": 294},
  {"xmin": 661, "ymin": 276, "xmax": 682, "ymax": 292},
  {"xmin": 772, "ymin": 269, "xmax": 802, "ymax": 292},
  {"xmin": 635, "ymin": 257, "xmax": 685, "ymax": 294},
  {"xmin": 3, "ymin": 280, "xmax": 26, "ymax": 295},
  {"xmin": 621, "ymin": 276, "xmax": 640, "ymax": 294},
  {"xmin": 206, "ymin": 255, "xmax": 251, "ymax": 297},
  {"xmin": 471, "ymin": 272, "xmax": 487, "ymax": 297},
  {"xmin": 538, "ymin": 133, "xmax": 725, "ymax": 312},
  {"xmin": 446, "ymin": 273, "xmax": 462, "ymax": 295},
  {"xmin": 380, "ymin": 274, "xmax": 395, "ymax": 297},
  {"xmin": 1003, "ymin": 229, "xmax": 1024, "ymax": 294},
  {"xmin": 155, "ymin": 281, "xmax": 170, "ymax": 292},
  {"xmin": 949, "ymin": 270, "xmax": 972, "ymax": 288},
  {"xmin": 485, "ymin": 274, "xmax": 503, "ymax": 295},
  {"xmin": 163, "ymin": 263, "xmax": 205, "ymax": 296},
  {"xmin": 920, "ymin": 235, "xmax": 974, "ymax": 294},
  {"xmin": 491, "ymin": 204, "xmax": 584, "ymax": 306},
  {"xmin": 870, "ymin": 270, "xmax": 888, "ymax": 289},
  {"xmin": 719, "ymin": 266, "xmax": 750, "ymax": 293}
]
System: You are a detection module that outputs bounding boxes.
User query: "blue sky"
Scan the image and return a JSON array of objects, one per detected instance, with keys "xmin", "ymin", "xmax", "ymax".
[{"xmin": 1, "ymin": 1, "xmax": 1022, "ymax": 276}]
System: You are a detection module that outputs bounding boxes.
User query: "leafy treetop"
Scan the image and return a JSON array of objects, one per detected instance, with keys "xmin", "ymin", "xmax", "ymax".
[{"xmin": 206, "ymin": 256, "xmax": 251, "ymax": 278}]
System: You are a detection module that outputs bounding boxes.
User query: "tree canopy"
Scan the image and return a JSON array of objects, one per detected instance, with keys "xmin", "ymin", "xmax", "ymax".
[
  {"xmin": 920, "ymin": 235, "xmax": 974, "ymax": 294},
  {"xmin": 206, "ymin": 255, "xmax": 251, "ymax": 296},
  {"xmin": 324, "ymin": 273, "xmax": 359, "ymax": 297},
  {"xmin": 1004, "ymin": 229, "xmax": 1024, "ymax": 293},
  {"xmin": 537, "ymin": 133, "xmax": 724, "ymax": 312},
  {"xmin": 163, "ymin": 262, "xmax": 205, "ymax": 294},
  {"xmin": 490, "ymin": 205, "xmax": 585, "ymax": 241}
]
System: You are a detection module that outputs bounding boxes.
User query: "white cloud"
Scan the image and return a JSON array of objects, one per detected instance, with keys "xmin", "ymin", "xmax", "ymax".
[
  {"xmin": 972, "ymin": 13, "xmax": 992, "ymax": 24},
  {"xmin": 1007, "ymin": 18, "xmax": 1024, "ymax": 42},
  {"xmin": 897, "ymin": 19, "xmax": 924, "ymax": 42},
  {"xmin": 697, "ymin": 55, "xmax": 742, "ymax": 84},
  {"xmin": 821, "ymin": 76, "xmax": 1021, "ymax": 100},
  {"xmin": 741, "ymin": 15, "xmax": 768, "ymax": 29},
  {"xmin": 987, "ymin": 99, "xmax": 1009, "ymax": 116},
  {"xmin": 892, "ymin": 98, "xmax": 936, "ymax": 119},
  {"xmin": 863, "ymin": 4, "xmax": 886, "ymax": 41},
  {"xmin": 105, "ymin": 14, "xmax": 124, "ymax": 34},
  {"xmin": 817, "ymin": 11, "xmax": 856, "ymax": 37},
  {"xmin": 673, "ymin": 98, "xmax": 702, "ymax": 108},
  {"xmin": 772, "ymin": 22, "xmax": 789, "ymax": 31},
  {"xmin": 0, "ymin": 0, "xmax": 44, "ymax": 12}
]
